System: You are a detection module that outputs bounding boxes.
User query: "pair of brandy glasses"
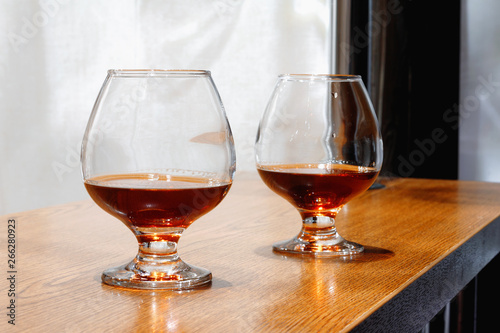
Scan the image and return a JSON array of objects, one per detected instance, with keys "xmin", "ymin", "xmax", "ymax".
[{"xmin": 81, "ymin": 70, "xmax": 383, "ymax": 290}]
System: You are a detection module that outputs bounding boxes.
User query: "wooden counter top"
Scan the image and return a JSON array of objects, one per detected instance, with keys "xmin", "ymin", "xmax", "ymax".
[{"xmin": 2, "ymin": 173, "xmax": 500, "ymax": 332}]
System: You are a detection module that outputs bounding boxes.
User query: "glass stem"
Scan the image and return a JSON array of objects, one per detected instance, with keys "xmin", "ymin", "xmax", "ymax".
[
  {"xmin": 138, "ymin": 240, "xmax": 181, "ymax": 262},
  {"xmin": 272, "ymin": 212, "xmax": 363, "ymax": 255},
  {"xmin": 128, "ymin": 229, "xmax": 186, "ymax": 276},
  {"xmin": 139, "ymin": 239, "xmax": 178, "ymax": 255},
  {"xmin": 298, "ymin": 215, "xmax": 343, "ymax": 242}
]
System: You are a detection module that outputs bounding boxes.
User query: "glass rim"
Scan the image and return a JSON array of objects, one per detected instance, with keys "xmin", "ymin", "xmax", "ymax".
[
  {"xmin": 278, "ymin": 74, "xmax": 361, "ymax": 81},
  {"xmin": 108, "ymin": 69, "xmax": 211, "ymax": 77}
]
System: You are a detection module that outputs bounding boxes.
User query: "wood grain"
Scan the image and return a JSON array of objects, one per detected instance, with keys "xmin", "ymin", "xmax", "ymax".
[{"xmin": 2, "ymin": 172, "xmax": 500, "ymax": 332}]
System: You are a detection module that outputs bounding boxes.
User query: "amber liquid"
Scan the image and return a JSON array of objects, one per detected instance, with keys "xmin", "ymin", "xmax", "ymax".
[
  {"xmin": 257, "ymin": 163, "xmax": 378, "ymax": 218},
  {"xmin": 85, "ymin": 173, "xmax": 231, "ymax": 242}
]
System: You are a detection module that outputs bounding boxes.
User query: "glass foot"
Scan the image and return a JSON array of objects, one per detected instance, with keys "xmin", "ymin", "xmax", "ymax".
[
  {"xmin": 272, "ymin": 236, "xmax": 364, "ymax": 256},
  {"xmin": 102, "ymin": 258, "xmax": 212, "ymax": 290}
]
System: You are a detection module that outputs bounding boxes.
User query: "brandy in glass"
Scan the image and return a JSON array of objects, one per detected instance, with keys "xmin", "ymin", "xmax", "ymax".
[
  {"xmin": 81, "ymin": 70, "xmax": 235, "ymax": 289},
  {"xmin": 255, "ymin": 74, "xmax": 383, "ymax": 256}
]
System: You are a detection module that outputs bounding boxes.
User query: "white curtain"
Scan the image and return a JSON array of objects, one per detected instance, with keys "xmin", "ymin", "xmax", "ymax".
[{"xmin": 0, "ymin": 0, "xmax": 329, "ymax": 214}]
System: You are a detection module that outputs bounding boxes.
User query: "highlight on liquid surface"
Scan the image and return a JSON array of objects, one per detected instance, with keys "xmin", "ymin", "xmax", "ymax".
[
  {"xmin": 257, "ymin": 163, "xmax": 378, "ymax": 215},
  {"xmin": 84, "ymin": 173, "xmax": 231, "ymax": 231}
]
